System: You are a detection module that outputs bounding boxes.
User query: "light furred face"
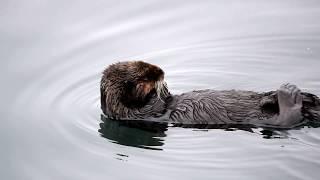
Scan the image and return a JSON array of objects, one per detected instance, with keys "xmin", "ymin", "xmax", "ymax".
[{"xmin": 102, "ymin": 61, "xmax": 170, "ymax": 108}]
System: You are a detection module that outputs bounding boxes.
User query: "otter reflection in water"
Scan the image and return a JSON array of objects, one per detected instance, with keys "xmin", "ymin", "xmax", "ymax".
[
  {"xmin": 99, "ymin": 115, "xmax": 166, "ymax": 150},
  {"xmin": 100, "ymin": 61, "xmax": 320, "ymax": 129}
]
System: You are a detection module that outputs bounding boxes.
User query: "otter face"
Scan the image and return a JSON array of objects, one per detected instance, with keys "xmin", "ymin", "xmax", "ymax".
[{"xmin": 102, "ymin": 61, "xmax": 169, "ymax": 108}]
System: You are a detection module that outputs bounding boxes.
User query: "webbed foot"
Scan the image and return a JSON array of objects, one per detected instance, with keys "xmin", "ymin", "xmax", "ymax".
[
  {"xmin": 276, "ymin": 83, "xmax": 303, "ymax": 126},
  {"xmin": 278, "ymin": 83, "xmax": 302, "ymax": 112}
]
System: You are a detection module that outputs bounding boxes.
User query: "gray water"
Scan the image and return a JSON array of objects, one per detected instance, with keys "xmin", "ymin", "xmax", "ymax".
[{"xmin": 2, "ymin": 0, "xmax": 320, "ymax": 179}]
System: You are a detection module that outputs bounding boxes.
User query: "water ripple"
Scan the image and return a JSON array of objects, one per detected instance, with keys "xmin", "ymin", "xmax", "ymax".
[{"xmin": 4, "ymin": 1, "xmax": 320, "ymax": 179}]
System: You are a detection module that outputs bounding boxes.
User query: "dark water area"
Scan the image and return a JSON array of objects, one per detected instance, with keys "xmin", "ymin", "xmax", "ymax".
[{"xmin": 2, "ymin": 0, "xmax": 320, "ymax": 179}]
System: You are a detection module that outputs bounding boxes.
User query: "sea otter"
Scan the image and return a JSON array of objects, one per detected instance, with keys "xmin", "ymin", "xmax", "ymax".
[{"xmin": 100, "ymin": 61, "xmax": 320, "ymax": 129}]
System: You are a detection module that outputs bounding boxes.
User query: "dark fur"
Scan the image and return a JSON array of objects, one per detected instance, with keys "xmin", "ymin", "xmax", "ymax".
[
  {"xmin": 100, "ymin": 61, "xmax": 320, "ymax": 128},
  {"xmin": 101, "ymin": 61, "xmax": 168, "ymax": 119}
]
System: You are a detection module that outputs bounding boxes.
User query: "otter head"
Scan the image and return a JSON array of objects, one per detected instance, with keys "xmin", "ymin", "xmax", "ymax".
[{"xmin": 101, "ymin": 61, "xmax": 170, "ymax": 112}]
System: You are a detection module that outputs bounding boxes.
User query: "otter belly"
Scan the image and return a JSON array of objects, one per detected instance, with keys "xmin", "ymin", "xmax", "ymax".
[{"xmin": 168, "ymin": 90, "xmax": 275, "ymax": 125}]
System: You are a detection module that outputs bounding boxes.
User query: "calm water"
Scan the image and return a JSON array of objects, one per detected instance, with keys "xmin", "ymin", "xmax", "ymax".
[{"xmin": 2, "ymin": 0, "xmax": 320, "ymax": 179}]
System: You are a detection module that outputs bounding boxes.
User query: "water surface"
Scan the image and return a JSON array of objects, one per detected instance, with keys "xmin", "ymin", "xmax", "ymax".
[{"xmin": 2, "ymin": 0, "xmax": 320, "ymax": 180}]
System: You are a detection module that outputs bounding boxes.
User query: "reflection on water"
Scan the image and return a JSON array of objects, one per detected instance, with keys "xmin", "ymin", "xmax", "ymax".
[
  {"xmin": 99, "ymin": 114, "xmax": 320, "ymax": 149},
  {"xmin": 2, "ymin": 0, "xmax": 320, "ymax": 180},
  {"xmin": 259, "ymin": 129, "xmax": 290, "ymax": 139},
  {"xmin": 99, "ymin": 115, "xmax": 166, "ymax": 150}
]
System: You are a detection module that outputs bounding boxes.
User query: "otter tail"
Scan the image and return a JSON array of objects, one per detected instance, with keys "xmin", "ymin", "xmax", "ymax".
[{"xmin": 301, "ymin": 92, "xmax": 320, "ymax": 127}]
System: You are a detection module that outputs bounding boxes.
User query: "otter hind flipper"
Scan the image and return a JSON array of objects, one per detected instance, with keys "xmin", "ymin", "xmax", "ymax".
[
  {"xmin": 273, "ymin": 84, "xmax": 303, "ymax": 126},
  {"xmin": 252, "ymin": 84, "xmax": 303, "ymax": 128}
]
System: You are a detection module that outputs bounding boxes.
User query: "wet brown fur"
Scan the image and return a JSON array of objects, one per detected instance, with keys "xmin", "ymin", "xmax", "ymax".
[
  {"xmin": 100, "ymin": 61, "xmax": 167, "ymax": 119},
  {"xmin": 101, "ymin": 61, "xmax": 320, "ymax": 128}
]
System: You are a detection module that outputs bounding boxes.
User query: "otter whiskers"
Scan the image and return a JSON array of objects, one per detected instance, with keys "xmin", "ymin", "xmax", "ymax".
[{"xmin": 155, "ymin": 80, "xmax": 169, "ymax": 102}]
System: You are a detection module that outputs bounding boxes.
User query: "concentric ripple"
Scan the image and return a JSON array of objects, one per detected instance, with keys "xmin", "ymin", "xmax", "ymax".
[
  {"xmin": 3, "ymin": 0, "xmax": 320, "ymax": 180},
  {"xmin": 7, "ymin": 36, "xmax": 320, "ymax": 180}
]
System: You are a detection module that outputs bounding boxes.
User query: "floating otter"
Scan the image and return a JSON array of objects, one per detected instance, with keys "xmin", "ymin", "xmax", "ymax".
[{"xmin": 100, "ymin": 61, "xmax": 320, "ymax": 129}]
